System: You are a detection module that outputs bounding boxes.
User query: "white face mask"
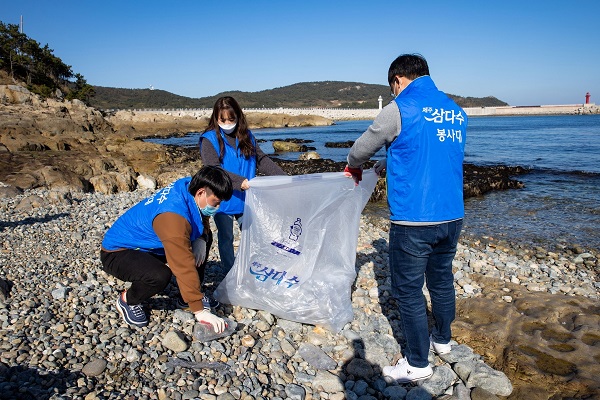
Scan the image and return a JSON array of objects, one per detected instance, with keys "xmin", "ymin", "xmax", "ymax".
[{"xmin": 218, "ymin": 123, "xmax": 237, "ymax": 134}]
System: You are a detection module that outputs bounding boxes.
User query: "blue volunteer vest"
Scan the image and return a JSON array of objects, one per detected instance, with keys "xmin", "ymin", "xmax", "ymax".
[
  {"xmin": 200, "ymin": 129, "xmax": 257, "ymax": 215},
  {"xmin": 387, "ymin": 76, "xmax": 467, "ymax": 222},
  {"xmin": 101, "ymin": 177, "xmax": 204, "ymax": 255}
]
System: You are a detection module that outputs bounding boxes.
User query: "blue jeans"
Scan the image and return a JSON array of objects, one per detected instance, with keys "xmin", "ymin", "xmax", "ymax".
[
  {"xmin": 389, "ymin": 220, "xmax": 462, "ymax": 368},
  {"xmin": 214, "ymin": 212, "xmax": 243, "ymax": 273}
]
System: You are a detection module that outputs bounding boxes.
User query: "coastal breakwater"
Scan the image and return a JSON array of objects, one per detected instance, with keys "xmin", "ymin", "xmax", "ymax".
[
  {"xmin": 464, "ymin": 103, "xmax": 599, "ymax": 116},
  {"xmin": 121, "ymin": 103, "xmax": 599, "ymax": 121}
]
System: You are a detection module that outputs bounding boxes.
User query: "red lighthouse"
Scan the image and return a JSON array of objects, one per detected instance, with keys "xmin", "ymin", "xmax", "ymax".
[{"xmin": 585, "ymin": 92, "xmax": 591, "ymax": 104}]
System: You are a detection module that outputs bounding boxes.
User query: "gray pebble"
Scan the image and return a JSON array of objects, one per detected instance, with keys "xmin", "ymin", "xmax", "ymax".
[{"xmin": 82, "ymin": 358, "xmax": 107, "ymax": 377}]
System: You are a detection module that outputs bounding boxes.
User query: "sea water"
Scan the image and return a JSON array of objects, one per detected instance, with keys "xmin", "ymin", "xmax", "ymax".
[
  {"xmin": 146, "ymin": 114, "xmax": 600, "ymax": 251},
  {"xmin": 461, "ymin": 115, "xmax": 600, "ymax": 250}
]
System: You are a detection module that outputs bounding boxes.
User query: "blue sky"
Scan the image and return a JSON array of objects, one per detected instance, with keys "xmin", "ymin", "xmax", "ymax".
[{"xmin": 2, "ymin": 1, "xmax": 599, "ymax": 106}]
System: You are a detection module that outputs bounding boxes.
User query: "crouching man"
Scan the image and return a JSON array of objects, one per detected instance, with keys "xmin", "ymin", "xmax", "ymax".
[{"xmin": 100, "ymin": 166, "xmax": 233, "ymax": 332}]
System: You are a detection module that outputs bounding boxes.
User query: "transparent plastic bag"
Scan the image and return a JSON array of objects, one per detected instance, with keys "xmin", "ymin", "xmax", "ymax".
[{"xmin": 214, "ymin": 170, "xmax": 378, "ymax": 332}]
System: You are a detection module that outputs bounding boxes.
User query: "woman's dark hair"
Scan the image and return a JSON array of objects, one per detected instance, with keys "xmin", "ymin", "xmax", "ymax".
[
  {"xmin": 388, "ymin": 53, "xmax": 430, "ymax": 84},
  {"xmin": 203, "ymin": 96, "xmax": 255, "ymax": 162},
  {"xmin": 188, "ymin": 165, "xmax": 233, "ymax": 201}
]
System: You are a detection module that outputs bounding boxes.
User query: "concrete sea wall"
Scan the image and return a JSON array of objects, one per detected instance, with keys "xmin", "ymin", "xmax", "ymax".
[
  {"xmin": 463, "ymin": 103, "xmax": 598, "ymax": 116},
  {"xmin": 123, "ymin": 103, "xmax": 599, "ymax": 121}
]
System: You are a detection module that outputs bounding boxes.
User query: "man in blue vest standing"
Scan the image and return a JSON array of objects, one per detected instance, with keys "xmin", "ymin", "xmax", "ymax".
[{"xmin": 345, "ymin": 54, "xmax": 467, "ymax": 383}]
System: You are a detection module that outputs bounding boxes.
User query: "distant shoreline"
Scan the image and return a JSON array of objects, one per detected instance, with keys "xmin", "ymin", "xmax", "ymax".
[{"xmin": 120, "ymin": 103, "xmax": 599, "ymax": 122}]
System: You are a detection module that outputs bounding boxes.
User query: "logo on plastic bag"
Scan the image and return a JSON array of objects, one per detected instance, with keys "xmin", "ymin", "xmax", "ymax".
[
  {"xmin": 270, "ymin": 217, "xmax": 303, "ymax": 255},
  {"xmin": 289, "ymin": 218, "xmax": 302, "ymax": 241},
  {"xmin": 249, "ymin": 261, "xmax": 301, "ymax": 288}
]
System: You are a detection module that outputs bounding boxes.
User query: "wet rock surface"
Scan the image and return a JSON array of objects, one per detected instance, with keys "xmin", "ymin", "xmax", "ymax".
[
  {"xmin": 272, "ymin": 141, "xmax": 309, "ymax": 153},
  {"xmin": 147, "ymin": 148, "xmax": 527, "ymax": 205},
  {"xmin": 273, "ymin": 159, "xmax": 527, "ymax": 203},
  {"xmin": 462, "ymin": 164, "xmax": 527, "ymax": 197},
  {"xmin": 325, "ymin": 140, "xmax": 355, "ymax": 148}
]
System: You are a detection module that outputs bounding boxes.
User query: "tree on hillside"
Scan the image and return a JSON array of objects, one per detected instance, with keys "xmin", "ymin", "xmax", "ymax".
[
  {"xmin": 65, "ymin": 73, "xmax": 95, "ymax": 103},
  {"xmin": 0, "ymin": 20, "xmax": 94, "ymax": 104},
  {"xmin": 0, "ymin": 22, "xmax": 27, "ymax": 80}
]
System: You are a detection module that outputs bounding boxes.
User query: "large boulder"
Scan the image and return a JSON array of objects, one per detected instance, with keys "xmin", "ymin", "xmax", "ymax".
[
  {"xmin": 324, "ymin": 140, "xmax": 354, "ymax": 148},
  {"xmin": 299, "ymin": 151, "xmax": 321, "ymax": 160},
  {"xmin": 0, "ymin": 85, "xmax": 41, "ymax": 106},
  {"xmin": 89, "ymin": 174, "xmax": 118, "ymax": 195},
  {"xmin": 272, "ymin": 140, "xmax": 308, "ymax": 153},
  {"xmin": 462, "ymin": 164, "xmax": 526, "ymax": 197},
  {"xmin": 106, "ymin": 110, "xmax": 208, "ymax": 137},
  {"xmin": 246, "ymin": 112, "xmax": 332, "ymax": 129},
  {"xmin": 0, "ymin": 184, "xmax": 23, "ymax": 199},
  {"xmin": 106, "ymin": 139, "xmax": 175, "ymax": 175},
  {"xmin": 0, "ymin": 85, "xmax": 112, "ymax": 154},
  {"xmin": 35, "ymin": 165, "xmax": 88, "ymax": 193},
  {"xmin": 136, "ymin": 174, "xmax": 157, "ymax": 190},
  {"xmin": 0, "ymin": 85, "xmax": 173, "ymax": 193}
]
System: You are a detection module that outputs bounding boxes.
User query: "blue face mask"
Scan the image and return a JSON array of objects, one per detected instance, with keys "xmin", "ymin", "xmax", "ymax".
[
  {"xmin": 200, "ymin": 204, "xmax": 218, "ymax": 217},
  {"xmin": 198, "ymin": 192, "xmax": 219, "ymax": 217}
]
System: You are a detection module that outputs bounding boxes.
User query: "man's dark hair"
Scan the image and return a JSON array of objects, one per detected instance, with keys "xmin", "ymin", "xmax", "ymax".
[
  {"xmin": 388, "ymin": 54, "xmax": 430, "ymax": 84},
  {"xmin": 188, "ymin": 165, "xmax": 233, "ymax": 200}
]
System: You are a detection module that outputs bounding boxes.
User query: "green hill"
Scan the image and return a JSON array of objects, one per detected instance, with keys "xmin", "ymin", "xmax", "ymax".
[{"xmin": 90, "ymin": 81, "xmax": 508, "ymax": 110}]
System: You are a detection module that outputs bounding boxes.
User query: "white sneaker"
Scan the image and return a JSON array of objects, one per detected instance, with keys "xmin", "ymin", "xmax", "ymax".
[
  {"xmin": 382, "ymin": 358, "xmax": 433, "ymax": 383},
  {"xmin": 429, "ymin": 336, "xmax": 452, "ymax": 355}
]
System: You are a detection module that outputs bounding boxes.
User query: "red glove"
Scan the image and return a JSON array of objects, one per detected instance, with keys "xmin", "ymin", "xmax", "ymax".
[{"xmin": 344, "ymin": 165, "xmax": 363, "ymax": 185}]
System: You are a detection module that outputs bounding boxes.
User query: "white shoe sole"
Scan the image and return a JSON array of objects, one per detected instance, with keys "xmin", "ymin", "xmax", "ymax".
[
  {"xmin": 430, "ymin": 336, "xmax": 452, "ymax": 355},
  {"xmin": 430, "ymin": 342, "xmax": 451, "ymax": 355},
  {"xmin": 395, "ymin": 373, "xmax": 433, "ymax": 383},
  {"xmin": 383, "ymin": 366, "xmax": 433, "ymax": 383}
]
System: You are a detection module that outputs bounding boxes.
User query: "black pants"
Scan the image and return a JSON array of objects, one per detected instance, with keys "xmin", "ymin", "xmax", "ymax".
[
  {"xmin": 101, "ymin": 220, "xmax": 213, "ymax": 305},
  {"xmin": 101, "ymin": 249, "xmax": 210, "ymax": 305},
  {"xmin": 101, "ymin": 249, "xmax": 173, "ymax": 305}
]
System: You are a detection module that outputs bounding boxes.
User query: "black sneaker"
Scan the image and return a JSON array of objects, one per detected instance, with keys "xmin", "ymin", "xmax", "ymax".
[
  {"xmin": 116, "ymin": 291, "xmax": 148, "ymax": 327},
  {"xmin": 175, "ymin": 293, "xmax": 189, "ymax": 309},
  {"xmin": 202, "ymin": 294, "xmax": 220, "ymax": 310},
  {"xmin": 175, "ymin": 293, "xmax": 220, "ymax": 310}
]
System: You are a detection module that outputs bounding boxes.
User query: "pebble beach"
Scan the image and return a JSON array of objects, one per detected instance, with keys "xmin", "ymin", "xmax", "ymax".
[{"xmin": 0, "ymin": 187, "xmax": 598, "ymax": 400}]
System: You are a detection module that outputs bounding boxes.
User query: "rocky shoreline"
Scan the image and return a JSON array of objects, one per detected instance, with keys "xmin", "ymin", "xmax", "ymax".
[
  {"xmin": 0, "ymin": 186, "xmax": 598, "ymax": 399},
  {"xmin": 2, "ymin": 84, "xmax": 599, "ymax": 399},
  {"xmin": 0, "ymin": 84, "xmax": 332, "ymax": 195}
]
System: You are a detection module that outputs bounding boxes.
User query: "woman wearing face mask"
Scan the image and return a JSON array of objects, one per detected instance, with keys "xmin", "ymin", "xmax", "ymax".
[{"xmin": 199, "ymin": 96, "xmax": 287, "ymax": 276}]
